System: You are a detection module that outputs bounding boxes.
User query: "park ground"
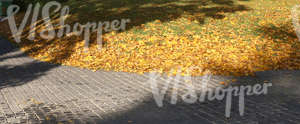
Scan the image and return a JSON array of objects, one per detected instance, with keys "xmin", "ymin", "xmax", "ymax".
[
  {"xmin": 1, "ymin": 0, "xmax": 300, "ymax": 76},
  {"xmin": 1, "ymin": 0, "xmax": 300, "ymax": 123}
]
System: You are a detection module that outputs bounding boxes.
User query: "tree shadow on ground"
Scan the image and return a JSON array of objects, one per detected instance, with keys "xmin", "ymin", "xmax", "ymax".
[
  {"xmin": 17, "ymin": 74, "xmax": 300, "ymax": 124},
  {"xmin": 197, "ymin": 21, "xmax": 300, "ymax": 76},
  {"xmin": 254, "ymin": 22, "xmax": 300, "ymax": 70},
  {"xmin": 0, "ymin": 37, "xmax": 18, "ymax": 56},
  {"xmin": 66, "ymin": 0, "xmax": 250, "ymax": 28},
  {"xmin": 0, "ymin": 38, "xmax": 59, "ymax": 89},
  {"xmin": 229, "ymin": 70, "xmax": 300, "ymax": 124},
  {"xmin": 0, "ymin": 0, "xmax": 251, "ymax": 64},
  {"xmin": 0, "ymin": 61, "xmax": 58, "ymax": 89}
]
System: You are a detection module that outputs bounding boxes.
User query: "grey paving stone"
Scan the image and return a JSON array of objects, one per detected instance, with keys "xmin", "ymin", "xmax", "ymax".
[{"xmin": 1, "ymin": 38, "xmax": 300, "ymax": 124}]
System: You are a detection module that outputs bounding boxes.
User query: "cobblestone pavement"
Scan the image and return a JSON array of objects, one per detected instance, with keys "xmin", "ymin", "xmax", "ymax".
[{"xmin": 1, "ymin": 38, "xmax": 300, "ymax": 124}]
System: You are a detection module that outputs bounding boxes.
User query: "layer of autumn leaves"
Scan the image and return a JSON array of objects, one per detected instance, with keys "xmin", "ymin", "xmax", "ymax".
[{"xmin": 1, "ymin": 0, "xmax": 300, "ymax": 76}]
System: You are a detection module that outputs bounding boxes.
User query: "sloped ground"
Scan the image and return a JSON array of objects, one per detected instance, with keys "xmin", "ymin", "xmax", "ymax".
[{"xmin": 1, "ymin": 38, "xmax": 300, "ymax": 123}]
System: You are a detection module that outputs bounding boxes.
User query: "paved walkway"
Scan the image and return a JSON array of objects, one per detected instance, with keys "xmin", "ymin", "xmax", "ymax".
[{"xmin": 1, "ymin": 38, "xmax": 300, "ymax": 124}]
